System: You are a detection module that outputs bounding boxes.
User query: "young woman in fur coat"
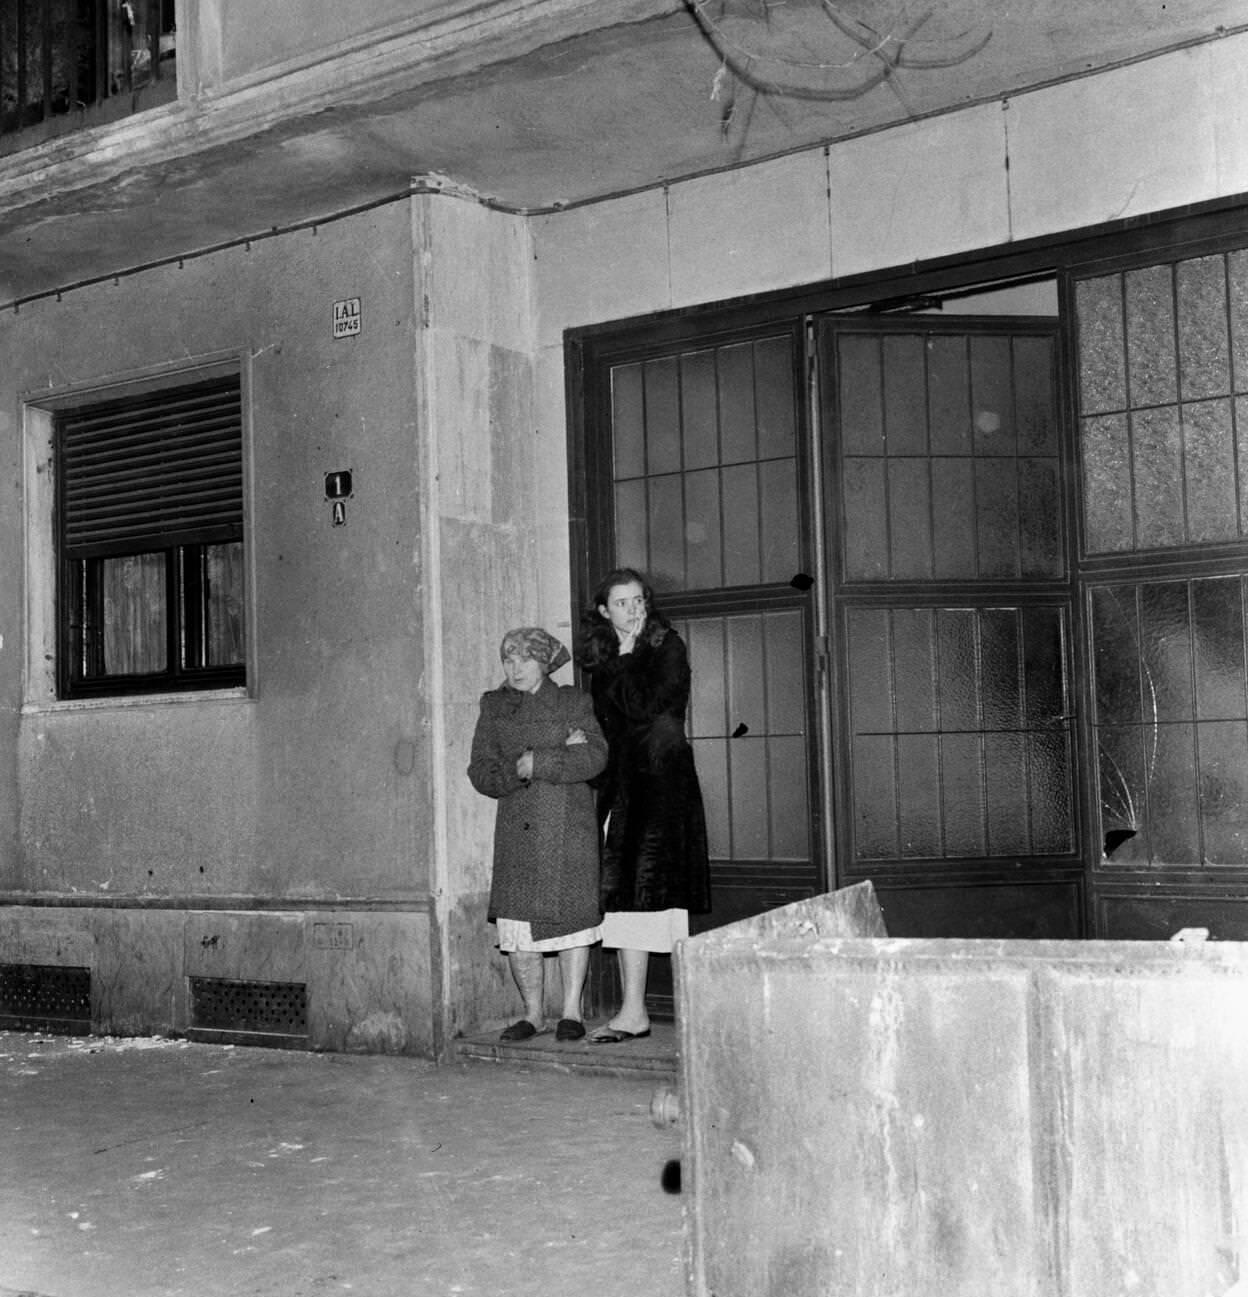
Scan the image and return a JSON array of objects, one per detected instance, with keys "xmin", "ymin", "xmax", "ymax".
[{"xmin": 578, "ymin": 568, "xmax": 711, "ymax": 1043}]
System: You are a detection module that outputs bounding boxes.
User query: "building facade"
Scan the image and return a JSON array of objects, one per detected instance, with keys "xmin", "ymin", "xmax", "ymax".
[{"xmin": 3, "ymin": 2, "xmax": 1248, "ymax": 1054}]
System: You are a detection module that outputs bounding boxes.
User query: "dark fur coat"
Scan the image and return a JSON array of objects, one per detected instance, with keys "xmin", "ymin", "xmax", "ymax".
[
  {"xmin": 467, "ymin": 678, "xmax": 607, "ymax": 941},
  {"xmin": 582, "ymin": 622, "xmax": 711, "ymax": 914}
]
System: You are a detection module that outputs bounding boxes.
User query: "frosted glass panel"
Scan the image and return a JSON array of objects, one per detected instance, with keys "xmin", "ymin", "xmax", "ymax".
[
  {"xmin": 1077, "ymin": 251, "xmax": 1248, "ymax": 555},
  {"xmin": 1125, "ymin": 264, "xmax": 1176, "ymax": 408},
  {"xmin": 1177, "ymin": 255, "xmax": 1231, "ymax": 401},
  {"xmin": 1184, "ymin": 399, "xmax": 1237, "ymax": 543},
  {"xmin": 1132, "ymin": 407, "xmax": 1185, "ymax": 550},
  {"xmin": 1076, "ymin": 275, "xmax": 1127, "ymax": 415},
  {"xmin": 1081, "ymin": 413, "xmax": 1133, "ymax": 553}
]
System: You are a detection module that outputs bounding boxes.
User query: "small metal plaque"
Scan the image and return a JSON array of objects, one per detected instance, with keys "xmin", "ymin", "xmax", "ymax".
[{"xmin": 332, "ymin": 298, "xmax": 361, "ymax": 339}]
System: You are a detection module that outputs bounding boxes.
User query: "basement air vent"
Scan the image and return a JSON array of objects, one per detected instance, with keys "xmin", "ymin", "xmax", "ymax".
[
  {"xmin": 0, "ymin": 964, "xmax": 91, "ymax": 1035},
  {"xmin": 188, "ymin": 977, "xmax": 308, "ymax": 1050}
]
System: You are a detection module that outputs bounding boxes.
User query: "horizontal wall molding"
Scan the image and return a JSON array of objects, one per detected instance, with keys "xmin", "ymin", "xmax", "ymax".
[{"xmin": 0, "ymin": 893, "xmax": 432, "ymax": 913}]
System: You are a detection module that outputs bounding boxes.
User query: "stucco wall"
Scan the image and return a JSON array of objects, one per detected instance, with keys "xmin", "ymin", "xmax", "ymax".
[{"xmin": 3, "ymin": 202, "xmax": 430, "ymax": 904}]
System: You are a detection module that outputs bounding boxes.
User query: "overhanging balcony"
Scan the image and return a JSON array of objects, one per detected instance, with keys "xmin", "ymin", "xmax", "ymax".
[{"xmin": 0, "ymin": 0, "xmax": 175, "ymax": 154}]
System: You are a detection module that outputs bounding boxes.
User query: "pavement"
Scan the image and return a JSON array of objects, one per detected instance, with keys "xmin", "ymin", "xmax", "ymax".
[{"xmin": 0, "ymin": 1027, "xmax": 686, "ymax": 1297}]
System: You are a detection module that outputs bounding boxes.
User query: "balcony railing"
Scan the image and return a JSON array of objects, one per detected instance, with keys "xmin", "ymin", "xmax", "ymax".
[{"xmin": 1, "ymin": 0, "xmax": 176, "ymax": 151}]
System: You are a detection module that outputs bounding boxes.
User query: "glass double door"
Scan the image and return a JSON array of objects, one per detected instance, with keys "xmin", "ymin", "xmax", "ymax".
[{"xmin": 583, "ymin": 308, "xmax": 1081, "ymax": 999}]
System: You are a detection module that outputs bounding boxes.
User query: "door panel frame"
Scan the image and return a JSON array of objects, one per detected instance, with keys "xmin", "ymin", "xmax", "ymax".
[
  {"xmin": 1063, "ymin": 235, "xmax": 1248, "ymax": 936},
  {"xmin": 815, "ymin": 311, "xmax": 1085, "ymax": 938}
]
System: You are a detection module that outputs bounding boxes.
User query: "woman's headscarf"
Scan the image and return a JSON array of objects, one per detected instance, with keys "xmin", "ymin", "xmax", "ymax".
[{"xmin": 499, "ymin": 627, "xmax": 571, "ymax": 675}]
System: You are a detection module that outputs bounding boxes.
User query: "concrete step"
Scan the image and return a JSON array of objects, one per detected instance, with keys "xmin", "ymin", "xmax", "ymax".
[{"xmin": 452, "ymin": 1019, "xmax": 677, "ymax": 1079}]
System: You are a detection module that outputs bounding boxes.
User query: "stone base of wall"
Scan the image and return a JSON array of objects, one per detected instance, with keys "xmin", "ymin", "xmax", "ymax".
[{"xmin": 0, "ymin": 904, "xmax": 436, "ymax": 1057}]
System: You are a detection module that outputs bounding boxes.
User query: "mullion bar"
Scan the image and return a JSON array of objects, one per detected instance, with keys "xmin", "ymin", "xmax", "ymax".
[
  {"xmin": 714, "ymin": 349, "xmax": 727, "ymax": 589},
  {"xmin": 1173, "ymin": 262, "xmax": 1194, "ymax": 544},
  {"xmin": 1224, "ymin": 254, "xmax": 1246, "ymax": 540},
  {"xmin": 885, "ymin": 609, "xmax": 903, "ymax": 858},
  {"xmin": 752, "ymin": 344, "xmax": 765, "ymax": 589},
  {"xmin": 1186, "ymin": 580, "xmax": 1206, "ymax": 868},
  {"xmin": 968, "ymin": 338, "xmax": 983, "ymax": 578},
  {"xmin": 1018, "ymin": 610, "xmax": 1035, "ymax": 854},
  {"xmin": 1010, "ymin": 337, "xmax": 1024, "ymax": 581},
  {"xmin": 973, "ymin": 613, "xmax": 991, "ymax": 854},
  {"xmin": 1125, "ymin": 271, "xmax": 1141, "ymax": 552}
]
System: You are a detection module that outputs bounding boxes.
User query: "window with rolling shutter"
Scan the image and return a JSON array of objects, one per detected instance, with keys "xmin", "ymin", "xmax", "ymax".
[{"xmin": 55, "ymin": 373, "xmax": 246, "ymax": 698}]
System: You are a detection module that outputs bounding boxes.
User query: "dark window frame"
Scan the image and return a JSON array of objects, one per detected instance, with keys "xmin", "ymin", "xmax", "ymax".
[{"xmin": 54, "ymin": 370, "xmax": 245, "ymax": 700}]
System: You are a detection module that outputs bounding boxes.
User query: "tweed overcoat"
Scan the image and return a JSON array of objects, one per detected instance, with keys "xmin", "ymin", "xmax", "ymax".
[
  {"xmin": 467, "ymin": 678, "xmax": 608, "ymax": 942},
  {"xmin": 584, "ymin": 623, "xmax": 711, "ymax": 915}
]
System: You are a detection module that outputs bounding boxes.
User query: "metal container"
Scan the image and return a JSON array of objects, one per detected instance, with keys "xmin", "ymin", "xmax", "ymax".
[{"xmin": 675, "ymin": 885, "xmax": 1248, "ymax": 1297}]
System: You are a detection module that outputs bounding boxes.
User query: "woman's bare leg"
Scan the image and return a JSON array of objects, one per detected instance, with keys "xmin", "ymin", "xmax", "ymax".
[
  {"xmin": 590, "ymin": 947, "xmax": 651, "ymax": 1039},
  {"xmin": 556, "ymin": 945, "xmax": 590, "ymax": 1022},
  {"xmin": 507, "ymin": 950, "xmax": 546, "ymax": 1027}
]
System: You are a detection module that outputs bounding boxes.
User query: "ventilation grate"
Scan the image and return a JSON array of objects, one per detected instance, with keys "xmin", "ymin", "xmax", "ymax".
[
  {"xmin": 189, "ymin": 977, "xmax": 307, "ymax": 1045},
  {"xmin": 0, "ymin": 964, "xmax": 91, "ymax": 1034}
]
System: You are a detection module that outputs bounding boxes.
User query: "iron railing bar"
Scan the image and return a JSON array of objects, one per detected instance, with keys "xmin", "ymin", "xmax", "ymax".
[
  {"xmin": 149, "ymin": 0, "xmax": 161, "ymax": 83},
  {"xmin": 0, "ymin": 7, "xmax": 7, "ymax": 127},
  {"xmin": 40, "ymin": 0, "xmax": 52, "ymax": 123},
  {"xmin": 66, "ymin": 0, "xmax": 79, "ymax": 111},
  {"xmin": 94, "ymin": 0, "xmax": 106, "ymax": 104},
  {"xmin": 16, "ymin": 0, "xmax": 28, "ymax": 127}
]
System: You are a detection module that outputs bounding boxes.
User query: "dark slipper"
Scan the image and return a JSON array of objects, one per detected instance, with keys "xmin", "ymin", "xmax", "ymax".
[
  {"xmin": 588, "ymin": 1026, "xmax": 651, "ymax": 1045},
  {"xmin": 555, "ymin": 1018, "xmax": 586, "ymax": 1042},
  {"xmin": 499, "ymin": 1019, "xmax": 540, "ymax": 1042}
]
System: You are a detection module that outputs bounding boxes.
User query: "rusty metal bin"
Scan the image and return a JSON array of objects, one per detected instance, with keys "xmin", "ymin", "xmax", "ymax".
[{"xmin": 673, "ymin": 883, "xmax": 1248, "ymax": 1297}]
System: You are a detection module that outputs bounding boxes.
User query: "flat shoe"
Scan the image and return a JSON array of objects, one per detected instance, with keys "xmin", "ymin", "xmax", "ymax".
[
  {"xmin": 499, "ymin": 1019, "xmax": 539, "ymax": 1042},
  {"xmin": 589, "ymin": 1026, "xmax": 651, "ymax": 1045},
  {"xmin": 555, "ymin": 1018, "xmax": 586, "ymax": 1042}
]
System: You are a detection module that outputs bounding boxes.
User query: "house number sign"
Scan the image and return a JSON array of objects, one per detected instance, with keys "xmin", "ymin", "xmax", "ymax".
[
  {"xmin": 332, "ymin": 298, "xmax": 361, "ymax": 339},
  {"xmin": 326, "ymin": 470, "xmax": 353, "ymax": 527}
]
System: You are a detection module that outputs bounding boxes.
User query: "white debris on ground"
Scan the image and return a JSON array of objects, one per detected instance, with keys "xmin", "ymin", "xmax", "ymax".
[{"xmin": 0, "ymin": 1028, "xmax": 197, "ymax": 1063}]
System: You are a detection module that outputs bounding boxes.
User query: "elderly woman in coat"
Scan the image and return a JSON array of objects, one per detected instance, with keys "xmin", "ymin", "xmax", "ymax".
[{"xmin": 467, "ymin": 627, "xmax": 608, "ymax": 1043}]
